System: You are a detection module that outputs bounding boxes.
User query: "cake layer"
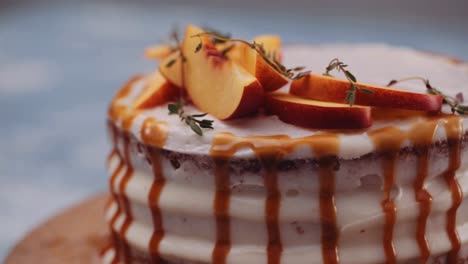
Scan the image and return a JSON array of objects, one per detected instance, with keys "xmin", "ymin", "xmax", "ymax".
[
  {"xmin": 105, "ymin": 44, "xmax": 468, "ymax": 264},
  {"xmin": 103, "ymin": 128, "xmax": 468, "ymax": 264}
]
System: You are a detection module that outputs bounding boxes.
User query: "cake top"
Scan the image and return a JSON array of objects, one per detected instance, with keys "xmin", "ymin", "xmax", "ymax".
[{"xmin": 108, "ymin": 24, "xmax": 468, "ymax": 159}]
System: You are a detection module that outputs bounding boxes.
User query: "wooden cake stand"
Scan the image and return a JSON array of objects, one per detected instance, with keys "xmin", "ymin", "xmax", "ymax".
[{"xmin": 5, "ymin": 194, "xmax": 109, "ymax": 264}]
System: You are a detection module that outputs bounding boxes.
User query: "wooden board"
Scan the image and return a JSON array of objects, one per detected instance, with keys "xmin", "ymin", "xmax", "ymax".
[{"xmin": 5, "ymin": 194, "xmax": 109, "ymax": 264}]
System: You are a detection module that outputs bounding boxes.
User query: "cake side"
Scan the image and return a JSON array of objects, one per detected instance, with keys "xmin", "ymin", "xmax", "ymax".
[
  {"xmin": 103, "ymin": 123, "xmax": 468, "ymax": 264},
  {"xmin": 103, "ymin": 43, "xmax": 468, "ymax": 264}
]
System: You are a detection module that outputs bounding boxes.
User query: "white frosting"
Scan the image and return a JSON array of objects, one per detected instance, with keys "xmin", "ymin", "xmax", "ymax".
[
  {"xmin": 105, "ymin": 44, "xmax": 468, "ymax": 263},
  {"xmin": 104, "ymin": 140, "xmax": 468, "ymax": 263}
]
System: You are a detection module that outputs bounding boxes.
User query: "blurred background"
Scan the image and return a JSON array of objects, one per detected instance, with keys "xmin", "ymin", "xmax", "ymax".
[{"xmin": 1, "ymin": 0, "xmax": 468, "ymax": 260}]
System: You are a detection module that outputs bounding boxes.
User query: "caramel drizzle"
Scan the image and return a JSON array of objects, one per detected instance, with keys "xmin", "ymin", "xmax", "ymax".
[
  {"xmin": 210, "ymin": 134, "xmax": 288, "ymax": 264},
  {"xmin": 117, "ymin": 133, "xmax": 135, "ymax": 262},
  {"xmin": 106, "ymin": 127, "xmax": 135, "ymax": 263},
  {"xmin": 209, "ymin": 134, "xmax": 249, "ymax": 263},
  {"xmin": 369, "ymin": 127, "xmax": 407, "ymax": 264},
  {"xmin": 106, "ymin": 76, "xmax": 143, "ymax": 263},
  {"xmin": 211, "ymin": 156, "xmax": 231, "ymax": 264},
  {"xmin": 141, "ymin": 117, "xmax": 169, "ymax": 263},
  {"xmin": 210, "ymin": 133, "xmax": 340, "ymax": 264},
  {"xmin": 107, "ymin": 123, "xmax": 125, "ymax": 264},
  {"xmin": 368, "ymin": 116, "xmax": 464, "ymax": 263},
  {"xmin": 311, "ymin": 135, "xmax": 340, "ymax": 264},
  {"xmin": 258, "ymin": 150, "xmax": 284, "ymax": 264},
  {"xmin": 443, "ymin": 116, "xmax": 463, "ymax": 263},
  {"xmin": 409, "ymin": 121, "xmax": 438, "ymax": 263}
]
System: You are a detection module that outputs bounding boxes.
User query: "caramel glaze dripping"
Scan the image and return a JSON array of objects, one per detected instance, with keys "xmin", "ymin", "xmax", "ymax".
[
  {"xmin": 211, "ymin": 157, "xmax": 231, "ymax": 264},
  {"xmin": 106, "ymin": 76, "xmax": 144, "ymax": 263},
  {"xmin": 141, "ymin": 117, "xmax": 169, "ymax": 263},
  {"xmin": 210, "ymin": 134, "xmax": 289, "ymax": 264},
  {"xmin": 210, "ymin": 133, "xmax": 340, "ymax": 264},
  {"xmin": 443, "ymin": 116, "xmax": 463, "ymax": 263},
  {"xmin": 210, "ymin": 134, "xmax": 236, "ymax": 264},
  {"xmin": 408, "ymin": 121, "xmax": 438, "ymax": 263},
  {"xmin": 310, "ymin": 135, "xmax": 340, "ymax": 264},
  {"xmin": 107, "ymin": 123, "xmax": 125, "ymax": 264},
  {"xmin": 368, "ymin": 115, "xmax": 464, "ymax": 264},
  {"xmin": 119, "ymin": 133, "xmax": 135, "ymax": 263},
  {"xmin": 369, "ymin": 127, "xmax": 407, "ymax": 264},
  {"xmin": 258, "ymin": 150, "xmax": 285, "ymax": 264},
  {"xmin": 114, "ymin": 112, "xmax": 139, "ymax": 263}
]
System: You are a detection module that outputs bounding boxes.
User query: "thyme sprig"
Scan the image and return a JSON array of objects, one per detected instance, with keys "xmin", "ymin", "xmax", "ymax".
[
  {"xmin": 387, "ymin": 77, "xmax": 468, "ymax": 115},
  {"xmin": 164, "ymin": 30, "xmax": 215, "ymax": 135},
  {"xmin": 165, "ymin": 30, "xmax": 186, "ymax": 68},
  {"xmin": 191, "ymin": 32, "xmax": 310, "ymax": 80},
  {"xmin": 168, "ymin": 100, "xmax": 214, "ymax": 136},
  {"xmin": 201, "ymin": 27, "xmax": 232, "ymax": 45},
  {"xmin": 323, "ymin": 59, "xmax": 374, "ymax": 106}
]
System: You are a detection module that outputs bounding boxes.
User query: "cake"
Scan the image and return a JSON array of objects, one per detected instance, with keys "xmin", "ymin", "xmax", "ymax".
[{"xmin": 102, "ymin": 24, "xmax": 468, "ymax": 263}]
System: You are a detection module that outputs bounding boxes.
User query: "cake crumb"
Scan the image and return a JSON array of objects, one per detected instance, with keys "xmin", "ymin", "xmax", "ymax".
[
  {"xmin": 170, "ymin": 159, "xmax": 180, "ymax": 169},
  {"xmin": 291, "ymin": 221, "xmax": 304, "ymax": 235}
]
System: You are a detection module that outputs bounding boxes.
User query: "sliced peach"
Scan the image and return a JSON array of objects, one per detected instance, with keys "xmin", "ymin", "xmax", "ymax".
[
  {"xmin": 159, "ymin": 51, "xmax": 184, "ymax": 87},
  {"xmin": 227, "ymin": 35, "xmax": 287, "ymax": 92},
  {"xmin": 265, "ymin": 92, "xmax": 372, "ymax": 129},
  {"xmin": 132, "ymin": 71, "xmax": 179, "ymax": 109},
  {"xmin": 253, "ymin": 35, "xmax": 282, "ymax": 61},
  {"xmin": 291, "ymin": 73, "xmax": 442, "ymax": 112},
  {"xmin": 182, "ymin": 24, "xmax": 263, "ymax": 120},
  {"xmin": 158, "ymin": 34, "xmax": 285, "ymax": 92},
  {"xmin": 144, "ymin": 44, "xmax": 174, "ymax": 60},
  {"xmin": 226, "ymin": 35, "xmax": 281, "ymax": 62}
]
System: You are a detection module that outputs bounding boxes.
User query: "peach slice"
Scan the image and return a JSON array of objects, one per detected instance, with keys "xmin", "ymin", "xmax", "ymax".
[
  {"xmin": 160, "ymin": 34, "xmax": 285, "ymax": 91},
  {"xmin": 159, "ymin": 51, "xmax": 184, "ymax": 87},
  {"xmin": 226, "ymin": 35, "xmax": 287, "ymax": 92},
  {"xmin": 182, "ymin": 24, "xmax": 263, "ymax": 120},
  {"xmin": 144, "ymin": 44, "xmax": 174, "ymax": 60},
  {"xmin": 265, "ymin": 92, "xmax": 372, "ymax": 129},
  {"xmin": 253, "ymin": 35, "xmax": 282, "ymax": 61},
  {"xmin": 226, "ymin": 34, "xmax": 282, "ymax": 62},
  {"xmin": 132, "ymin": 71, "xmax": 179, "ymax": 109},
  {"xmin": 290, "ymin": 73, "xmax": 442, "ymax": 112}
]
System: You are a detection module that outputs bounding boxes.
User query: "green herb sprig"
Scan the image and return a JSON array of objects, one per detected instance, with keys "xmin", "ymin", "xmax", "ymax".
[
  {"xmin": 323, "ymin": 59, "xmax": 374, "ymax": 106},
  {"xmin": 201, "ymin": 27, "xmax": 232, "ymax": 45},
  {"xmin": 190, "ymin": 32, "xmax": 310, "ymax": 80},
  {"xmin": 165, "ymin": 30, "xmax": 186, "ymax": 68},
  {"xmin": 163, "ymin": 30, "xmax": 215, "ymax": 135},
  {"xmin": 387, "ymin": 77, "xmax": 468, "ymax": 115},
  {"xmin": 168, "ymin": 100, "xmax": 214, "ymax": 136}
]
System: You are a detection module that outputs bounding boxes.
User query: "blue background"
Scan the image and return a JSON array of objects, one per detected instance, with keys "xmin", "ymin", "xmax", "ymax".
[{"xmin": 1, "ymin": 0, "xmax": 468, "ymax": 260}]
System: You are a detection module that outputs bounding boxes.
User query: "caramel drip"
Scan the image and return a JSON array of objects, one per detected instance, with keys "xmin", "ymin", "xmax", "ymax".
[
  {"xmin": 443, "ymin": 116, "xmax": 463, "ymax": 263},
  {"xmin": 209, "ymin": 133, "xmax": 250, "ymax": 263},
  {"xmin": 112, "ymin": 106, "xmax": 141, "ymax": 262},
  {"xmin": 211, "ymin": 157, "xmax": 231, "ymax": 264},
  {"xmin": 117, "ymin": 133, "xmax": 135, "ymax": 262},
  {"xmin": 141, "ymin": 117, "xmax": 169, "ymax": 263},
  {"xmin": 408, "ymin": 121, "xmax": 438, "ymax": 263},
  {"xmin": 310, "ymin": 135, "xmax": 340, "ymax": 264},
  {"xmin": 211, "ymin": 133, "xmax": 290, "ymax": 264},
  {"xmin": 100, "ymin": 241, "xmax": 114, "ymax": 257},
  {"xmin": 210, "ymin": 133, "xmax": 340, "ymax": 264},
  {"xmin": 107, "ymin": 73, "xmax": 173, "ymax": 263},
  {"xmin": 108, "ymin": 76, "xmax": 144, "ymax": 122},
  {"xmin": 107, "ymin": 101, "xmax": 140, "ymax": 263},
  {"xmin": 369, "ymin": 127, "xmax": 407, "ymax": 264},
  {"xmin": 258, "ymin": 151, "xmax": 284, "ymax": 264},
  {"xmin": 107, "ymin": 123, "xmax": 125, "ymax": 264}
]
